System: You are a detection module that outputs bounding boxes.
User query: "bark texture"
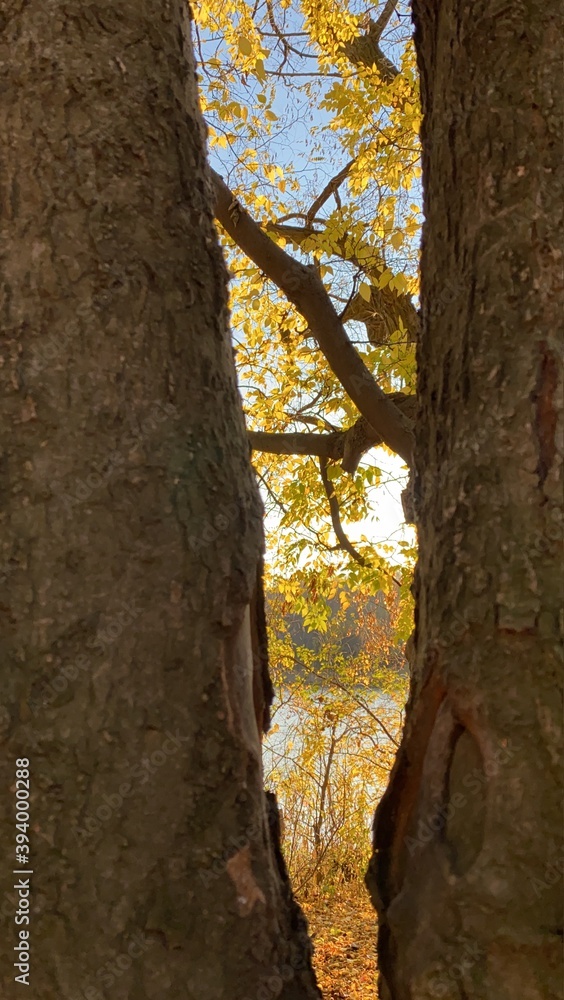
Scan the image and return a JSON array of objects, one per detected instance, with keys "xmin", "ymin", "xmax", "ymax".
[
  {"xmin": 0, "ymin": 3, "xmax": 320, "ymax": 998},
  {"xmin": 367, "ymin": 2, "xmax": 563, "ymax": 999}
]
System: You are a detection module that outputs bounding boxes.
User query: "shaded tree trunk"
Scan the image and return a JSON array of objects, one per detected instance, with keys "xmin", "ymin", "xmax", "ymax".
[
  {"xmin": 367, "ymin": 2, "xmax": 563, "ymax": 998},
  {"xmin": 0, "ymin": 2, "xmax": 320, "ymax": 998}
]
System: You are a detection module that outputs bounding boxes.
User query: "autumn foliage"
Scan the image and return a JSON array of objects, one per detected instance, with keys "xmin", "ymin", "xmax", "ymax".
[{"xmin": 193, "ymin": 2, "xmax": 420, "ymax": 993}]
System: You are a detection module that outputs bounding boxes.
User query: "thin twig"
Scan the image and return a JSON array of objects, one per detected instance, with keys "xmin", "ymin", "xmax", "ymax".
[{"xmin": 319, "ymin": 456, "xmax": 368, "ymax": 566}]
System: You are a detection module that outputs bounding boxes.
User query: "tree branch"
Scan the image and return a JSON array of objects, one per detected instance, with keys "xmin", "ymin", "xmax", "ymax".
[
  {"xmin": 267, "ymin": 220, "xmax": 420, "ymax": 346},
  {"xmin": 373, "ymin": 0, "xmax": 398, "ymax": 38},
  {"xmin": 319, "ymin": 456, "xmax": 367, "ymax": 566},
  {"xmin": 305, "ymin": 158, "xmax": 356, "ymax": 224},
  {"xmin": 343, "ymin": 2, "xmax": 400, "ymax": 79},
  {"xmin": 342, "ymin": 282, "xmax": 420, "ymax": 345},
  {"xmin": 211, "ymin": 170, "xmax": 414, "ymax": 467},
  {"xmin": 249, "ymin": 392, "xmax": 416, "ymax": 473},
  {"xmin": 310, "ymin": 666, "xmax": 401, "ymax": 747},
  {"xmin": 249, "ymin": 429, "xmax": 343, "ymax": 461}
]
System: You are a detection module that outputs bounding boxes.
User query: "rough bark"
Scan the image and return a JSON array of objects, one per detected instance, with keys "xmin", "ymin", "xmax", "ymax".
[
  {"xmin": 367, "ymin": 2, "xmax": 563, "ymax": 999},
  {"xmin": 0, "ymin": 3, "xmax": 320, "ymax": 998}
]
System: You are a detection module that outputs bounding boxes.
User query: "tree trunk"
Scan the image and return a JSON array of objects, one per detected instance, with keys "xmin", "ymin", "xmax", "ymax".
[
  {"xmin": 367, "ymin": 2, "xmax": 563, "ymax": 998},
  {"xmin": 0, "ymin": 3, "xmax": 320, "ymax": 998}
]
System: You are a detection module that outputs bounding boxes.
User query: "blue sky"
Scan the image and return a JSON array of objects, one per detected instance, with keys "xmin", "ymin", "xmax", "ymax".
[{"xmin": 196, "ymin": 4, "xmax": 419, "ymax": 562}]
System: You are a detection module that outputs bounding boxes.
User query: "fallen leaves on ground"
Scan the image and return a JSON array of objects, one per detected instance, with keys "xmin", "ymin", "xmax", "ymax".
[{"xmin": 301, "ymin": 882, "xmax": 378, "ymax": 999}]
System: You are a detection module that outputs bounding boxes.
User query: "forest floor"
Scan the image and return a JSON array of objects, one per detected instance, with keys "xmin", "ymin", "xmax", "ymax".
[{"xmin": 301, "ymin": 882, "xmax": 378, "ymax": 999}]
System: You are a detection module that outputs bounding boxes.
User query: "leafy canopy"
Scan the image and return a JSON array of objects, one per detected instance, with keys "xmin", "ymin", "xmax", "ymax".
[{"xmin": 193, "ymin": 0, "xmax": 421, "ymax": 627}]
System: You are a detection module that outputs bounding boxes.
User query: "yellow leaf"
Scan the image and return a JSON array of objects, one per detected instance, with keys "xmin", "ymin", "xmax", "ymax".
[
  {"xmin": 389, "ymin": 272, "xmax": 408, "ymax": 294},
  {"xmin": 359, "ymin": 282, "xmax": 372, "ymax": 302},
  {"xmin": 238, "ymin": 36, "xmax": 252, "ymax": 56}
]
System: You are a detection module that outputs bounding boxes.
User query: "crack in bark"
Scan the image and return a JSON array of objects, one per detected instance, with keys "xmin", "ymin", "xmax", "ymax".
[{"xmin": 532, "ymin": 342, "xmax": 559, "ymax": 488}]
